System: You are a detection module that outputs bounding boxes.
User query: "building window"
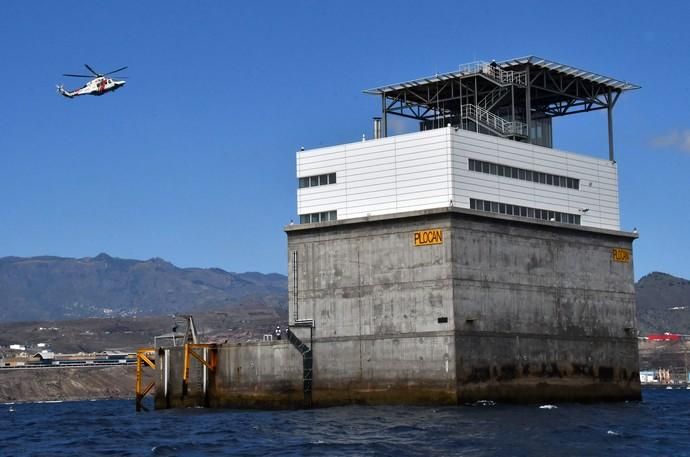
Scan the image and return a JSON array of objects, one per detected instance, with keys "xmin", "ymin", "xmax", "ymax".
[
  {"xmin": 468, "ymin": 158, "xmax": 579, "ymax": 190},
  {"xmin": 298, "ymin": 172, "xmax": 338, "ymax": 189},
  {"xmin": 299, "ymin": 210, "xmax": 337, "ymax": 224},
  {"xmin": 469, "ymin": 198, "xmax": 581, "ymax": 226}
]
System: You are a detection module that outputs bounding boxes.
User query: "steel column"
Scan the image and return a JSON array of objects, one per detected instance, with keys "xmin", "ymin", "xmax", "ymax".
[
  {"xmin": 381, "ymin": 94, "xmax": 387, "ymax": 137},
  {"xmin": 474, "ymin": 78, "xmax": 478, "ymax": 133},
  {"xmin": 525, "ymin": 65, "xmax": 531, "ymax": 143},
  {"xmin": 607, "ymin": 90, "xmax": 615, "ymax": 162}
]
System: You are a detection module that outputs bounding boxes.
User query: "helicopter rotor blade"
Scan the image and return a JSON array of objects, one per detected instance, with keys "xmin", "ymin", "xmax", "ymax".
[
  {"xmin": 84, "ymin": 64, "xmax": 101, "ymax": 76},
  {"xmin": 63, "ymin": 74, "xmax": 94, "ymax": 78},
  {"xmin": 105, "ymin": 66, "xmax": 128, "ymax": 75}
]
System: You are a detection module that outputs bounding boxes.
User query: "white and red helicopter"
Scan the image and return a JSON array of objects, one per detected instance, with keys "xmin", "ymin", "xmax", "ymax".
[{"xmin": 57, "ymin": 64, "xmax": 127, "ymax": 98}]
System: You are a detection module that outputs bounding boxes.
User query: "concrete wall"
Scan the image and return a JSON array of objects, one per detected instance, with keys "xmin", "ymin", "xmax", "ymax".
[
  {"xmin": 157, "ymin": 208, "xmax": 639, "ymax": 409},
  {"xmin": 288, "ymin": 212, "xmax": 458, "ymax": 405},
  {"xmin": 286, "ymin": 208, "xmax": 639, "ymax": 405},
  {"xmin": 155, "ymin": 341, "xmax": 304, "ymax": 409},
  {"xmin": 449, "ymin": 213, "xmax": 638, "ymax": 401}
]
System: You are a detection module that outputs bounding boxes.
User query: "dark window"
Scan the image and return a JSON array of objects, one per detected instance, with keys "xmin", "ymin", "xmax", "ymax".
[
  {"xmin": 511, "ymin": 167, "xmax": 518, "ymax": 179},
  {"xmin": 526, "ymin": 170, "xmax": 533, "ymax": 181},
  {"xmin": 547, "ymin": 174, "xmax": 553, "ymax": 185},
  {"xmin": 468, "ymin": 197, "xmax": 581, "ymax": 226},
  {"xmin": 498, "ymin": 165, "xmax": 504, "ymax": 177},
  {"xmin": 300, "ymin": 209, "xmax": 338, "ymax": 224},
  {"xmin": 490, "ymin": 163, "xmax": 497, "ymax": 175},
  {"xmin": 519, "ymin": 169, "xmax": 526, "ymax": 180},
  {"xmin": 301, "ymin": 172, "xmax": 337, "ymax": 188},
  {"xmin": 566, "ymin": 178, "xmax": 573, "ymax": 189},
  {"xmin": 437, "ymin": 317, "xmax": 448, "ymax": 323},
  {"xmin": 469, "ymin": 159, "xmax": 475, "ymax": 171},
  {"xmin": 573, "ymin": 179, "xmax": 579, "ymax": 190}
]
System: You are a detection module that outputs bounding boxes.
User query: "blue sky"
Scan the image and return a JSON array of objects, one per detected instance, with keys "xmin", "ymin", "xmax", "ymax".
[{"xmin": 1, "ymin": 1, "xmax": 689, "ymax": 279}]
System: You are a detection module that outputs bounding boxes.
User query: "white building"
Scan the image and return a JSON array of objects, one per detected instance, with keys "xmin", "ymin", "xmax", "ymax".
[{"xmin": 296, "ymin": 57, "xmax": 637, "ymax": 232}]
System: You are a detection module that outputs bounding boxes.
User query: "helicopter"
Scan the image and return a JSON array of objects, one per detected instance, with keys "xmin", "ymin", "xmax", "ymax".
[{"xmin": 57, "ymin": 64, "xmax": 127, "ymax": 98}]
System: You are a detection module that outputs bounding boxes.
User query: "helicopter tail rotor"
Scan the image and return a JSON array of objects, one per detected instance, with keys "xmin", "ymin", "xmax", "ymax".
[{"xmin": 56, "ymin": 84, "xmax": 74, "ymax": 98}]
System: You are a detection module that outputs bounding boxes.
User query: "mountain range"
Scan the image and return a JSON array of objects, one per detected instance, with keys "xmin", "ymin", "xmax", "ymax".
[
  {"xmin": 0, "ymin": 254, "xmax": 287, "ymax": 322},
  {"xmin": 0, "ymin": 255, "xmax": 689, "ymax": 335}
]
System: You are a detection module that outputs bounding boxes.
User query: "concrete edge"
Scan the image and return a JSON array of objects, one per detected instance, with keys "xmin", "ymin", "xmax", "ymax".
[{"xmin": 285, "ymin": 206, "xmax": 639, "ymax": 240}]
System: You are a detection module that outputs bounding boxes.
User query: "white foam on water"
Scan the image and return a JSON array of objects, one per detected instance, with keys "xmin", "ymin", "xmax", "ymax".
[{"xmin": 539, "ymin": 404, "xmax": 557, "ymax": 409}]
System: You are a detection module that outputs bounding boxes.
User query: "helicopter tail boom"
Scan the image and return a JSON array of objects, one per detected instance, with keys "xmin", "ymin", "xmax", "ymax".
[{"xmin": 56, "ymin": 84, "xmax": 76, "ymax": 98}]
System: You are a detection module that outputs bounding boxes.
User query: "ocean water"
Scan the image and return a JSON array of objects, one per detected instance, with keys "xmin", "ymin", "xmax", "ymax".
[{"xmin": 2, "ymin": 388, "xmax": 689, "ymax": 456}]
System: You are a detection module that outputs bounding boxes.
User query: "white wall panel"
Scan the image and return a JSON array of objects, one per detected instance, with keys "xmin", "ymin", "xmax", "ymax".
[{"xmin": 297, "ymin": 127, "xmax": 620, "ymax": 231}]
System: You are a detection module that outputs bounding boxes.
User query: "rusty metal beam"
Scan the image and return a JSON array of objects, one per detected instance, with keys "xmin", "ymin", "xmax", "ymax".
[{"xmin": 135, "ymin": 348, "xmax": 156, "ymax": 412}]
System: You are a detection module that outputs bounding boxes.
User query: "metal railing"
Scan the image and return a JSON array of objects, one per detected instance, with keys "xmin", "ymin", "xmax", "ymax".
[
  {"xmin": 461, "ymin": 104, "xmax": 528, "ymax": 137},
  {"xmin": 458, "ymin": 61, "xmax": 527, "ymax": 86},
  {"xmin": 478, "ymin": 86, "xmax": 510, "ymax": 110}
]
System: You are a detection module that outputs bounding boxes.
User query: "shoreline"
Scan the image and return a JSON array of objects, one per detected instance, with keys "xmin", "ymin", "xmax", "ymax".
[{"xmin": 0, "ymin": 365, "xmax": 153, "ymax": 404}]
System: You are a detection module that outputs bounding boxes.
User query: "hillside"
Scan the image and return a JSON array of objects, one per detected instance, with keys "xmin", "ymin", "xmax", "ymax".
[
  {"xmin": 0, "ymin": 254, "xmax": 287, "ymax": 322},
  {"xmin": 635, "ymin": 272, "xmax": 690, "ymax": 334},
  {"xmin": 0, "ymin": 365, "xmax": 151, "ymax": 403},
  {"xmin": 1, "ymin": 254, "xmax": 688, "ymax": 337}
]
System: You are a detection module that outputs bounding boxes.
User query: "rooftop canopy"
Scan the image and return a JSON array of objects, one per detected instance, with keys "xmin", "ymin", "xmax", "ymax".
[{"xmin": 364, "ymin": 56, "xmax": 639, "ymax": 160}]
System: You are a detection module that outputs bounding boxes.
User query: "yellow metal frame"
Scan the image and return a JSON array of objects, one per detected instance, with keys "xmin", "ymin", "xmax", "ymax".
[
  {"xmin": 182, "ymin": 343, "xmax": 217, "ymax": 396},
  {"xmin": 135, "ymin": 348, "xmax": 155, "ymax": 412},
  {"xmin": 135, "ymin": 343, "xmax": 218, "ymax": 410}
]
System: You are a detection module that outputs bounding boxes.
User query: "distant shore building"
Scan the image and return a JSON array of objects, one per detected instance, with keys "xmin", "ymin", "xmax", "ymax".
[{"xmin": 156, "ymin": 57, "xmax": 641, "ymax": 408}]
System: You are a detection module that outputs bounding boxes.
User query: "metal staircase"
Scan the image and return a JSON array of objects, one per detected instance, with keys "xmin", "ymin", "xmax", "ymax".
[
  {"xmin": 461, "ymin": 104, "xmax": 527, "ymax": 138},
  {"xmin": 455, "ymin": 62, "xmax": 528, "ymax": 138},
  {"xmin": 286, "ymin": 328, "xmax": 313, "ymax": 407},
  {"xmin": 478, "ymin": 86, "xmax": 511, "ymax": 111}
]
